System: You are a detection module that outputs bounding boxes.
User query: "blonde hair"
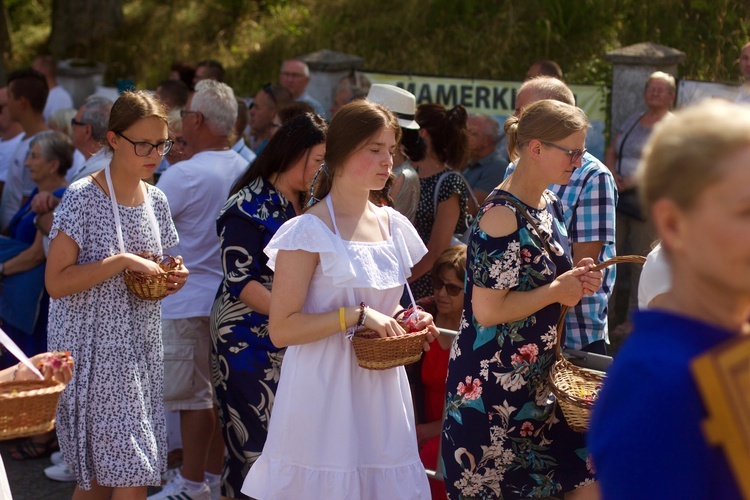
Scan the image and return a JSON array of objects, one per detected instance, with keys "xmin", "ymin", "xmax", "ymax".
[
  {"xmin": 639, "ymin": 99, "xmax": 750, "ymax": 212},
  {"xmin": 504, "ymin": 99, "xmax": 589, "ymax": 161}
]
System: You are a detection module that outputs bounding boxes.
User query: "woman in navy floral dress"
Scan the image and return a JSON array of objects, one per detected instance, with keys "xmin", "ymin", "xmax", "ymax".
[
  {"xmin": 441, "ymin": 100, "xmax": 602, "ymax": 499},
  {"xmin": 210, "ymin": 112, "xmax": 327, "ymax": 499}
]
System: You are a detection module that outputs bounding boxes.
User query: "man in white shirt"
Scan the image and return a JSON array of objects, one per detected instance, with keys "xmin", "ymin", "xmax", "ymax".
[
  {"xmin": 151, "ymin": 80, "xmax": 248, "ymax": 500},
  {"xmin": 279, "ymin": 59, "xmax": 326, "ymax": 118},
  {"xmin": 67, "ymin": 96, "xmax": 113, "ymax": 183},
  {"xmin": 0, "ymin": 69, "xmax": 50, "ymax": 231},
  {"xmin": 0, "ymin": 87, "xmax": 24, "ymax": 192},
  {"xmin": 32, "ymin": 55, "xmax": 74, "ymax": 124}
]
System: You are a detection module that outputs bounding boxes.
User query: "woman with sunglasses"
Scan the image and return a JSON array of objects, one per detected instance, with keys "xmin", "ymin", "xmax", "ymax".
[
  {"xmin": 45, "ymin": 91, "xmax": 189, "ymax": 499},
  {"xmin": 441, "ymin": 100, "xmax": 602, "ymax": 499},
  {"xmin": 410, "ymin": 244, "xmax": 466, "ymax": 500}
]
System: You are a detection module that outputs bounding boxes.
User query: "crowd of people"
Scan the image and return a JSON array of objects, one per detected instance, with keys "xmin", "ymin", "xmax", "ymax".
[{"xmin": 0, "ymin": 45, "xmax": 748, "ymax": 500}]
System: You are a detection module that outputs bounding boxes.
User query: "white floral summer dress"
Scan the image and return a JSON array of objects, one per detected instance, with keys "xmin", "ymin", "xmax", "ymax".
[
  {"xmin": 242, "ymin": 195, "xmax": 431, "ymax": 499},
  {"xmin": 48, "ymin": 177, "xmax": 178, "ymax": 489}
]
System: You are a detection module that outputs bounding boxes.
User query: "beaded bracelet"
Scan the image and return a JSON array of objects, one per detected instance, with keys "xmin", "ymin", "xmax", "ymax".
[
  {"xmin": 339, "ymin": 307, "xmax": 347, "ymax": 333},
  {"xmin": 357, "ymin": 302, "xmax": 368, "ymax": 328}
]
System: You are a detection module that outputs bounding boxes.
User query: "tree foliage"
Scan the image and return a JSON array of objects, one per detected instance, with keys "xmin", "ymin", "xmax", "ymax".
[{"xmin": 2, "ymin": 0, "xmax": 749, "ymax": 92}]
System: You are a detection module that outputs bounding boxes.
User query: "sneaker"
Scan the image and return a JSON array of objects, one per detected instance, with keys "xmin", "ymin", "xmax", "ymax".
[
  {"xmin": 50, "ymin": 451, "xmax": 64, "ymax": 466},
  {"xmin": 147, "ymin": 471, "xmax": 211, "ymax": 500},
  {"xmin": 44, "ymin": 463, "xmax": 76, "ymax": 482},
  {"xmin": 205, "ymin": 474, "xmax": 220, "ymax": 500}
]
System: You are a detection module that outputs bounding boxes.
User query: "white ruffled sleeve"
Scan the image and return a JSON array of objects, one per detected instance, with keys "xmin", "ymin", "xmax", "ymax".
[
  {"xmin": 387, "ymin": 207, "xmax": 427, "ymax": 279},
  {"xmin": 264, "ymin": 214, "xmax": 357, "ymax": 284}
]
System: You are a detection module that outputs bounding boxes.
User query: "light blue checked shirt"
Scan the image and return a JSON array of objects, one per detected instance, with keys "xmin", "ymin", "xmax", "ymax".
[{"xmin": 505, "ymin": 152, "xmax": 618, "ymax": 349}]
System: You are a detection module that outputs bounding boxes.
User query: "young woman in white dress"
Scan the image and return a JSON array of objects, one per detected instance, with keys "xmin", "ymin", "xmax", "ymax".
[{"xmin": 242, "ymin": 99, "xmax": 439, "ymax": 499}]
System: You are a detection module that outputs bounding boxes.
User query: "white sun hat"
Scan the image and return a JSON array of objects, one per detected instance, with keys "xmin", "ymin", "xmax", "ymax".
[{"xmin": 367, "ymin": 84, "xmax": 420, "ymax": 130}]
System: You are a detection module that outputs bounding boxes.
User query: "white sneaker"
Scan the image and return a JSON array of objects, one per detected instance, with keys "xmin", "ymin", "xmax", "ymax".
[
  {"xmin": 147, "ymin": 471, "xmax": 211, "ymax": 500},
  {"xmin": 44, "ymin": 463, "xmax": 76, "ymax": 482},
  {"xmin": 50, "ymin": 451, "xmax": 64, "ymax": 466},
  {"xmin": 205, "ymin": 474, "xmax": 220, "ymax": 500}
]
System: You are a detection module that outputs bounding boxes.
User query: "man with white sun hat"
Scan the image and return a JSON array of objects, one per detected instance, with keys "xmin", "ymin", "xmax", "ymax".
[{"xmin": 367, "ymin": 84, "xmax": 423, "ymax": 221}]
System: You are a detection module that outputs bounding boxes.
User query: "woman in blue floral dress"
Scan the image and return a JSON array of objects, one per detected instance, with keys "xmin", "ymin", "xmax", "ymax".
[
  {"xmin": 442, "ymin": 100, "xmax": 602, "ymax": 499},
  {"xmin": 209, "ymin": 112, "xmax": 327, "ymax": 499}
]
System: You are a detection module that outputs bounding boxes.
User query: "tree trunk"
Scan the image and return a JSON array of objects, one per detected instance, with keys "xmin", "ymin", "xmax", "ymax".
[
  {"xmin": 0, "ymin": 0, "xmax": 10, "ymax": 84},
  {"xmin": 49, "ymin": 0, "xmax": 123, "ymax": 59}
]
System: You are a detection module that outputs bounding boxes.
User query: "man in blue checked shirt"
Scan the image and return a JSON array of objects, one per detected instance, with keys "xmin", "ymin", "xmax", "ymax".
[{"xmin": 504, "ymin": 76, "xmax": 617, "ymax": 354}]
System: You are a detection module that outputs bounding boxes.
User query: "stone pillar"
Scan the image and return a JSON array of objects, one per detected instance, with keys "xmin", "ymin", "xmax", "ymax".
[
  {"xmin": 56, "ymin": 58, "xmax": 107, "ymax": 108},
  {"xmin": 297, "ymin": 49, "xmax": 364, "ymax": 119},
  {"xmin": 605, "ymin": 42, "xmax": 685, "ymax": 134}
]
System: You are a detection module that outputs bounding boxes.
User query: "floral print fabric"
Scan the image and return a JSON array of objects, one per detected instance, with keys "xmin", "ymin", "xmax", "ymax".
[
  {"xmin": 209, "ymin": 177, "xmax": 294, "ymax": 498},
  {"xmin": 441, "ymin": 189, "xmax": 594, "ymax": 499}
]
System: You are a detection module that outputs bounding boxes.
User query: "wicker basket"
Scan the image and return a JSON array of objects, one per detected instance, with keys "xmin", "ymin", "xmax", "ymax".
[
  {"xmin": 0, "ymin": 379, "xmax": 66, "ymax": 440},
  {"xmin": 124, "ymin": 253, "xmax": 178, "ymax": 301},
  {"xmin": 550, "ymin": 255, "xmax": 646, "ymax": 432},
  {"xmin": 352, "ymin": 327, "xmax": 427, "ymax": 370}
]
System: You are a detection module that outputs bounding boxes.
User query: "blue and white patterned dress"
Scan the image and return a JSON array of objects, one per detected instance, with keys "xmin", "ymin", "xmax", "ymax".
[
  {"xmin": 441, "ymin": 189, "xmax": 594, "ymax": 499},
  {"xmin": 48, "ymin": 178, "xmax": 178, "ymax": 489}
]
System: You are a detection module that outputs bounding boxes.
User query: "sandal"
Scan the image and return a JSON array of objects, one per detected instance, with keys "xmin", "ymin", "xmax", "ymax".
[{"xmin": 9, "ymin": 435, "xmax": 59, "ymax": 460}]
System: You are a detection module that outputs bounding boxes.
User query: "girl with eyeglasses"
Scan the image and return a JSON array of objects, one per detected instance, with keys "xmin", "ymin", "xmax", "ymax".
[
  {"xmin": 45, "ymin": 91, "xmax": 189, "ymax": 499},
  {"xmin": 441, "ymin": 99, "xmax": 602, "ymax": 500}
]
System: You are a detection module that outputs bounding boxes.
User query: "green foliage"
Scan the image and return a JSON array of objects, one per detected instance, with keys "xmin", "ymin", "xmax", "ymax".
[{"xmin": 3, "ymin": 0, "xmax": 750, "ymax": 93}]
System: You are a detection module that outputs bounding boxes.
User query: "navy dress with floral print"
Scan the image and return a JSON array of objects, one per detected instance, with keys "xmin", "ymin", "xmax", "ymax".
[
  {"xmin": 441, "ymin": 189, "xmax": 594, "ymax": 499},
  {"xmin": 209, "ymin": 177, "xmax": 295, "ymax": 498}
]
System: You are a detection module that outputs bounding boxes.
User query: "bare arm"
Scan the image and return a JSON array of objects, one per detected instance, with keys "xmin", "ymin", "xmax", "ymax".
[
  {"xmin": 239, "ymin": 280, "xmax": 271, "ymax": 316},
  {"xmin": 269, "ymin": 249, "xmax": 409, "ymax": 348},
  {"xmin": 571, "ymin": 241, "xmax": 604, "ymax": 265},
  {"xmin": 409, "ymin": 194, "xmax": 461, "ymax": 283},
  {"xmin": 45, "ymin": 230, "xmax": 163, "ymax": 299},
  {"xmin": 3, "ymin": 231, "xmax": 46, "ymax": 275}
]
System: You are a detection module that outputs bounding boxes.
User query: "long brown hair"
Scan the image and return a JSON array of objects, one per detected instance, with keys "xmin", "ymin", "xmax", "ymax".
[{"xmin": 307, "ymin": 99, "xmax": 401, "ymax": 209}]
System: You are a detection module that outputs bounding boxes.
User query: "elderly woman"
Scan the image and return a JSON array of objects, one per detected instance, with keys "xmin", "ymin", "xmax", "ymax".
[
  {"xmin": 442, "ymin": 100, "xmax": 602, "ymax": 499},
  {"xmin": 0, "ymin": 131, "xmax": 73, "ymax": 367},
  {"xmin": 589, "ymin": 100, "xmax": 750, "ymax": 498},
  {"xmin": 605, "ymin": 71, "xmax": 676, "ymax": 331}
]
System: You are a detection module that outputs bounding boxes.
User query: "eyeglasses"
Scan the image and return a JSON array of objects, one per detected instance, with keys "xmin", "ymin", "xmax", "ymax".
[
  {"xmin": 71, "ymin": 118, "xmax": 88, "ymax": 127},
  {"xmin": 179, "ymin": 109, "xmax": 199, "ymax": 118},
  {"xmin": 541, "ymin": 141, "xmax": 587, "ymax": 164},
  {"xmin": 116, "ymin": 132, "xmax": 173, "ymax": 157},
  {"xmin": 432, "ymin": 277, "xmax": 463, "ymax": 297}
]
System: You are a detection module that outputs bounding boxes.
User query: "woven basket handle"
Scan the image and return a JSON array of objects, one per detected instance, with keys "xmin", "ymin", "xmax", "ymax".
[{"xmin": 555, "ymin": 255, "xmax": 647, "ymax": 357}]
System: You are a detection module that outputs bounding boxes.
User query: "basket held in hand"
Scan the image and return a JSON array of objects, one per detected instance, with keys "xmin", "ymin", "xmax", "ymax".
[
  {"xmin": 0, "ymin": 379, "xmax": 65, "ymax": 440},
  {"xmin": 550, "ymin": 255, "xmax": 646, "ymax": 432},
  {"xmin": 124, "ymin": 253, "xmax": 179, "ymax": 301},
  {"xmin": 352, "ymin": 326, "xmax": 428, "ymax": 370}
]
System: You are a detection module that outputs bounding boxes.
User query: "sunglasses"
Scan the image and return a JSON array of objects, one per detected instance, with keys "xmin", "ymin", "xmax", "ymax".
[
  {"xmin": 541, "ymin": 141, "xmax": 587, "ymax": 164},
  {"xmin": 432, "ymin": 277, "xmax": 463, "ymax": 297},
  {"xmin": 71, "ymin": 118, "xmax": 87, "ymax": 127}
]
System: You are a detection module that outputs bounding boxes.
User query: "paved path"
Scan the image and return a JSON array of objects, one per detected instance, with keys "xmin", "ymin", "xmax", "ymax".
[{"xmin": 1, "ymin": 442, "xmax": 74, "ymax": 499}]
